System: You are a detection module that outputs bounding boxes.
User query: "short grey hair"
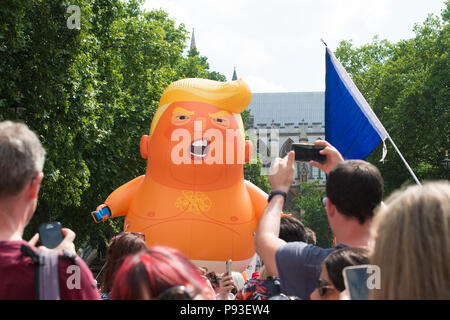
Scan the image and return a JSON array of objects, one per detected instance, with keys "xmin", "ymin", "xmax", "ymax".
[{"xmin": 0, "ymin": 121, "xmax": 46, "ymax": 197}]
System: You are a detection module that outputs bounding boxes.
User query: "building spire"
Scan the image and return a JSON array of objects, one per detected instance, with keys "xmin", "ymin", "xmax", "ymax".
[
  {"xmin": 190, "ymin": 28, "xmax": 197, "ymax": 51},
  {"xmin": 232, "ymin": 67, "xmax": 238, "ymax": 81}
]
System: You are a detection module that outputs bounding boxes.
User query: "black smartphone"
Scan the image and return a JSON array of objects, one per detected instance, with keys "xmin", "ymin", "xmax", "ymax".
[
  {"xmin": 291, "ymin": 143, "xmax": 326, "ymax": 163},
  {"xmin": 39, "ymin": 222, "xmax": 64, "ymax": 249},
  {"xmin": 342, "ymin": 265, "xmax": 370, "ymax": 300}
]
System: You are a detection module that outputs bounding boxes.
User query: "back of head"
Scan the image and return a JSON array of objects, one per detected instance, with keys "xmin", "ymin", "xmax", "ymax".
[
  {"xmin": 323, "ymin": 247, "xmax": 370, "ymax": 292},
  {"xmin": 371, "ymin": 181, "xmax": 450, "ymax": 300},
  {"xmin": 326, "ymin": 160, "xmax": 383, "ymax": 224},
  {"xmin": 101, "ymin": 232, "xmax": 148, "ymax": 293},
  {"xmin": 111, "ymin": 246, "xmax": 214, "ymax": 300},
  {"xmin": 0, "ymin": 121, "xmax": 46, "ymax": 198},
  {"xmin": 279, "ymin": 215, "xmax": 316, "ymax": 244}
]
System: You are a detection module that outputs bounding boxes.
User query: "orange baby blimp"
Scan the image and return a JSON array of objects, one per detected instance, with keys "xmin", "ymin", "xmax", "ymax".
[{"xmin": 92, "ymin": 78, "xmax": 269, "ymax": 272}]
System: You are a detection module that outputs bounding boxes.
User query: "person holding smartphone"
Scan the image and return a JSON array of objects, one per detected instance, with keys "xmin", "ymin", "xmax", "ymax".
[
  {"xmin": 0, "ymin": 121, "xmax": 100, "ymax": 300},
  {"xmin": 309, "ymin": 247, "xmax": 370, "ymax": 300},
  {"xmin": 216, "ymin": 272, "xmax": 245, "ymax": 300},
  {"xmin": 255, "ymin": 140, "xmax": 384, "ymax": 300}
]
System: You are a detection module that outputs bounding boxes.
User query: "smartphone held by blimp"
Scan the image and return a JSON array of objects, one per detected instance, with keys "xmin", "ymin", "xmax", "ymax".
[
  {"xmin": 38, "ymin": 221, "xmax": 64, "ymax": 249},
  {"xmin": 291, "ymin": 143, "xmax": 326, "ymax": 163}
]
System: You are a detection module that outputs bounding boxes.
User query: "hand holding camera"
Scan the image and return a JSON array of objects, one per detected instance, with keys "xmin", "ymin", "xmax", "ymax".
[
  {"xmin": 308, "ymin": 140, "xmax": 344, "ymax": 174},
  {"xmin": 28, "ymin": 222, "xmax": 76, "ymax": 255}
]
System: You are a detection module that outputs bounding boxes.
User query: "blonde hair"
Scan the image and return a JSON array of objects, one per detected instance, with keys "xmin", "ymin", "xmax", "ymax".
[
  {"xmin": 149, "ymin": 78, "xmax": 251, "ymax": 138},
  {"xmin": 370, "ymin": 181, "xmax": 450, "ymax": 300}
]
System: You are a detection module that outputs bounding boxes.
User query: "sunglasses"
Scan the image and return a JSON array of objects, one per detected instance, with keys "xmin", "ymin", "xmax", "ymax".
[
  {"xmin": 317, "ymin": 278, "xmax": 335, "ymax": 297},
  {"xmin": 111, "ymin": 232, "xmax": 146, "ymax": 242}
]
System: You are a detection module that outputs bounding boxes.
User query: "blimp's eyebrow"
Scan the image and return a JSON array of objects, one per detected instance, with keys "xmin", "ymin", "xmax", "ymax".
[
  {"xmin": 172, "ymin": 107, "xmax": 195, "ymax": 116},
  {"xmin": 208, "ymin": 110, "xmax": 231, "ymax": 118}
]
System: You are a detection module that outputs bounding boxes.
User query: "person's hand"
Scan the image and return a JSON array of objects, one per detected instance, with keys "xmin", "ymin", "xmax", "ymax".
[
  {"xmin": 217, "ymin": 273, "xmax": 235, "ymax": 300},
  {"xmin": 28, "ymin": 233, "xmax": 40, "ymax": 247},
  {"xmin": 309, "ymin": 140, "xmax": 344, "ymax": 174},
  {"xmin": 268, "ymin": 151, "xmax": 295, "ymax": 193},
  {"xmin": 27, "ymin": 228, "xmax": 77, "ymax": 255},
  {"xmin": 55, "ymin": 228, "xmax": 76, "ymax": 255}
]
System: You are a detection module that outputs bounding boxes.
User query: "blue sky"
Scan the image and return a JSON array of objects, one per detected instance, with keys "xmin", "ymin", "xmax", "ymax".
[{"xmin": 143, "ymin": 0, "xmax": 447, "ymax": 93}]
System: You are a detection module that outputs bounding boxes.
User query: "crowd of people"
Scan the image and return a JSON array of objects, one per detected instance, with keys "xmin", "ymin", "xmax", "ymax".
[{"xmin": 0, "ymin": 120, "xmax": 449, "ymax": 300}]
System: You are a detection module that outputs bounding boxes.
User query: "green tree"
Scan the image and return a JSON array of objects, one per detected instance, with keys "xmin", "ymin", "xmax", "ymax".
[
  {"xmin": 0, "ymin": 0, "xmax": 102, "ymax": 235},
  {"xmin": 335, "ymin": 2, "xmax": 449, "ymax": 195},
  {"xmin": 293, "ymin": 181, "xmax": 333, "ymax": 248},
  {"xmin": 0, "ymin": 0, "xmax": 228, "ymax": 246},
  {"xmin": 178, "ymin": 45, "xmax": 227, "ymax": 81}
]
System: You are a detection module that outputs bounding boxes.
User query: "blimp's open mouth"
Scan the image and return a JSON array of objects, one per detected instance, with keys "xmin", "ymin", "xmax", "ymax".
[{"xmin": 190, "ymin": 138, "xmax": 210, "ymax": 160}]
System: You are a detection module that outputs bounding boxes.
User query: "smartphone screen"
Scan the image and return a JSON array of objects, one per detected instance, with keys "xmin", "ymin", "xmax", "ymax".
[
  {"xmin": 343, "ymin": 265, "xmax": 370, "ymax": 300},
  {"xmin": 39, "ymin": 222, "xmax": 64, "ymax": 249},
  {"xmin": 291, "ymin": 143, "xmax": 326, "ymax": 163}
]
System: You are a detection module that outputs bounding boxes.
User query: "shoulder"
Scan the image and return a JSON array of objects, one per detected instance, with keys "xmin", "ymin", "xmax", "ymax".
[
  {"xmin": 275, "ymin": 241, "xmax": 309, "ymax": 261},
  {"xmin": 276, "ymin": 242, "xmax": 336, "ymax": 262},
  {"xmin": 275, "ymin": 242, "xmax": 337, "ymax": 278},
  {"xmin": 0, "ymin": 242, "xmax": 36, "ymax": 299}
]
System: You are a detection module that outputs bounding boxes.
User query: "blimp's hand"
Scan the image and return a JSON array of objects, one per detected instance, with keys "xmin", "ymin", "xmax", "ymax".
[{"xmin": 91, "ymin": 204, "xmax": 111, "ymax": 223}]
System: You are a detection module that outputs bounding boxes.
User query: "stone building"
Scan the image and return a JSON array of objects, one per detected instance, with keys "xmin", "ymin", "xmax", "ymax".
[
  {"xmin": 246, "ymin": 91, "xmax": 325, "ymax": 212},
  {"xmin": 247, "ymin": 91, "xmax": 326, "ymax": 187}
]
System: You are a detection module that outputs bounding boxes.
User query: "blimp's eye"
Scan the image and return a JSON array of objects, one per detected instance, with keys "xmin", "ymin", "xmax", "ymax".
[
  {"xmin": 172, "ymin": 113, "xmax": 191, "ymax": 125},
  {"xmin": 211, "ymin": 116, "xmax": 230, "ymax": 128}
]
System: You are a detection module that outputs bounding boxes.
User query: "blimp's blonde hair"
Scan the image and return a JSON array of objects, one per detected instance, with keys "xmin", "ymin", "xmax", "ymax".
[{"xmin": 149, "ymin": 78, "xmax": 251, "ymax": 138}]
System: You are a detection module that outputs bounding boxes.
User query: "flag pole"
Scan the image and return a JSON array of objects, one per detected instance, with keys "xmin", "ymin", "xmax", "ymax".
[
  {"xmin": 387, "ymin": 136, "xmax": 422, "ymax": 186},
  {"xmin": 321, "ymin": 38, "xmax": 421, "ymax": 186}
]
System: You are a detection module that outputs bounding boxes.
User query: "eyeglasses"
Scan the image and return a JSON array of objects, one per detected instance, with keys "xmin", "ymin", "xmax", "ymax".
[
  {"xmin": 317, "ymin": 278, "xmax": 335, "ymax": 297},
  {"xmin": 111, "ymin": 232, "xmax": 146, "ymax": 242}
]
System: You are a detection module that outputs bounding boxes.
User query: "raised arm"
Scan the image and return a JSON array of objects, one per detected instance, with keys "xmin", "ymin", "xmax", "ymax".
[
  {"xmin": 254, "ymin": 151, "xmax": 295, "ymax": 277},
  {"xmin": 91, "ymin": 175, "xmax": 145, "ymax": 223}
]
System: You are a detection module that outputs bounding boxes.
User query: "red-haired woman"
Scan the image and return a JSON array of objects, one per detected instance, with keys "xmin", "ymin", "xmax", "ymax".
[{"xmin": 111, "ymin": 246, "xmax": 215, "ymax": 300}]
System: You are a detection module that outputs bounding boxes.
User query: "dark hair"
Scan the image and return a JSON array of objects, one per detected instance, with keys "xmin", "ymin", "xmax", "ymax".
[
  {"xmin": 304, "ymin": 226, "xmax": 317, "ymax": 245},
  {"xmin": 279, "ymin": 215, "xmax": 316, "ymax": 244},
  {"xmin": 326, "ymin": 160, "xmax": 383, "ymax": 224},
  {"xmin": 100, "ymin": 233, "xmax": 148, "ymax": 293},
  {"xmin": 198, "ymin": 267, "xmax": 220, "ymax": 291},
  {"xmin": 111, "ymin": 246, "xmax": 213, "ymax": 300},
  {"xmin": 323, "ymin": 247, "xmax": 370, "ymax": 292}
]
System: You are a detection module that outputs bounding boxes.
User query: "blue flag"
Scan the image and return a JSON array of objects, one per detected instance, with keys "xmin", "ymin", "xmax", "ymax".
[{"xmin": 325, "ymin": 47, "xmax": 388, "ymax": 161}]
